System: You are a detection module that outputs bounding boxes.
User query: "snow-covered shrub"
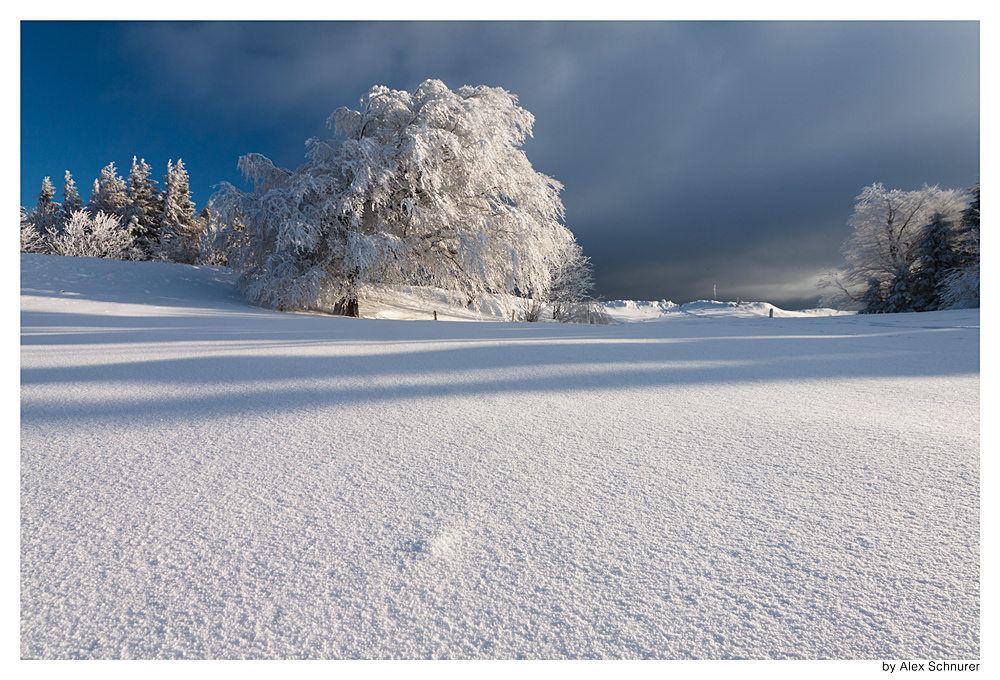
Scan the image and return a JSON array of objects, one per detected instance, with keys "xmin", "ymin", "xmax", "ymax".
[
  {"xmin": 521, "ymin": 296, "xmax": 546, "ymax": 322},
  {"xmin": 194, "ymin": 200, "xmax": 229, "ymax": 266},
  {"xmin": 20, "ymin": 208, "xmax": 51, "ymax": 254},
  {"xmin": 938, "ymin": 263, "xmax": 979, "ymax": 309},
  {"xmin": 48, "ymin": 210, "xmax": 141, "ymax": 260},
  {"xmin": 560, "ymin": 300, "xmax": 614, "ymax": 324}
]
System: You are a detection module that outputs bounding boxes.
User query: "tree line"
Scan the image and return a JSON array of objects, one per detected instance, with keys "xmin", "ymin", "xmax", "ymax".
[
  {"xmin": 30, "ymin": 83, "xmax": 975, "ymax": 320},
  {"xmin": 21, "ymin": 157, "xmax": 226, "ymax": 265},
  {"xmin": 21, "ymin": 81, "xmax": 607, "ymax": 323},
  {"xmin": 820, "ymin": 182, "xmax": 979, "ymax": 313}
]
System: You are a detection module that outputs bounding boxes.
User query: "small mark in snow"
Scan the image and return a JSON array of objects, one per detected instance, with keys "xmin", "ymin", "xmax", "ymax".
[{"xmin": 403, "ymin": 538, "xmax": 430, "ymax": 555}]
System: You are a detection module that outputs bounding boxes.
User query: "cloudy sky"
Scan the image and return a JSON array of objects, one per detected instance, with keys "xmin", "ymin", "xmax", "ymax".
[{"xmin": 20, "ymin": 19, "xmax": 979, "ymax": 308}]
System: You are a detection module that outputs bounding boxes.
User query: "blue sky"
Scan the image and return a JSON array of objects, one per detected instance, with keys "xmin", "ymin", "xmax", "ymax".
[{"xmin": 20, "ymin": 20, "xmax": 979, "ymax": 308}]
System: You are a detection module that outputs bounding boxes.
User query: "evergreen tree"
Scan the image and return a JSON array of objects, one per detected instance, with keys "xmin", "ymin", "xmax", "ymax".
[
  {"xmin": 857, "ymin": 278, "xmax": 887, "ymax": 314},
  {"xmin": 158, "ymin": 159, "xmax": 198, "ymax": 263},
  {"xmin": 124, "ymin": 156, "xmax": 162, "ymax": 259},
  {"xmin": 87, "ymin": 178, "xmax": 100, "ymax": 214},
  {"xmin": 953, "ymin": 182, "xmax": 980, "ymax": 272},
  {"xmin": 31, "ymin": 176, "xmax": 63, "ymax": 234},
  {"xmin": 908, "ymin": 212, "xmax": 957, "ymax": 311},
  {"xmin": 88, "ymin": 162, "xmax": 128, "ymax": 218},
  {"xmin": 61, "ymin": 171, "xmax": 83, "ymax": 224},
  {"xmin": 939, "ymin": 183, "xmax": 980, "ymax": 309},
  {"xmin": 882, "ymin": 264, "xmax": 915, "ymax": 313},
  {"xmin": 961, "ymin": 183, "xmax": 980, "ymax": 232}
]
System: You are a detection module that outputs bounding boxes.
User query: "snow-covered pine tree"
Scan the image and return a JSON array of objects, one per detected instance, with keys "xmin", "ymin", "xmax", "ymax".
[
  {"xmin": 908, "ymin": 211, "xmax": 958, "ymax": 311},
  {"xmin": 88, "ymin": 162, "xmax": 129, "ymax": 219},
  {"xmin": 61, "ymin": 171, "xmax": 83, "ymax": 224},
  {"xmin": 961, "ymin": 182, "xmax": 980, "ymax": 233},
  {"xmin": 124, "ymin": 156, "xmax": 162, "ymax": 259},
  {"xmin": 158, "ymin": 159, "xmax": 199, "ymax": 263},
  {"xmin": 213, "ymin": 79, "xmax": 582, "ymax": 318},
  {"xmin": 939, "ymin": 182, "xmax": 980, "ymax": 309},
  {"xmin": 856, "ymin": 278, "xmax": 887, "ymax": 314},
  {"xmin": 29, "ymin": 176, "xmax": 63, "ymax": 234},
  {"xmin": 882, "ymin": 263, "xmax": 916, "ymax": 314},
  {"xmin": 87, "ymin": 179, "xmax": 100, "ymax": 213}
]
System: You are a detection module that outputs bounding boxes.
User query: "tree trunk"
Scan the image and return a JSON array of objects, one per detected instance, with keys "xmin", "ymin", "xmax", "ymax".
[{"xmin": 333, "ymin": 297, "xmax": 359, "ymax": 317}]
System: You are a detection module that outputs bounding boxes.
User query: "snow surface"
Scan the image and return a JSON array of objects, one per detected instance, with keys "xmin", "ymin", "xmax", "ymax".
[{"xmin": 20, "ymin": 254, "xmax": 980, "ymax": 660}]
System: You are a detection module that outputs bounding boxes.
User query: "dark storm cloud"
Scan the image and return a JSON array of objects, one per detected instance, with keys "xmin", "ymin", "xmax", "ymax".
[{"xmin": 21, "ymin": 21, "xmax": 979, "ymax": 307}]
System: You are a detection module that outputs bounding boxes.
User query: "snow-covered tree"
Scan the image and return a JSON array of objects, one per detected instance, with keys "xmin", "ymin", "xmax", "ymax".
[
  {"xmin": 194, "ymin": 200, "xmax": 228, "ymax": 265},
  {"xmin": 29, "ymin": 176, "xmax": 63, "ymax": 234},
  {"xmin": 939, "ymin": 182, "xmax": 980, "ymax": 309},
  {"xmin": 123, "ymin": 156, "xmax": 162, "ymax": 259},
  {"xmin": 549, "ymin": 241, "xmax": 596, "ymax": 321},
  {"xmin": 213, "ymin": 79, "xmax": 583, "ymax": 317},
  {"xmin": 819, "ymin": 183, "xmax": 967, "ymax": 312},
  {"xmin": 939, "ymin": 260, "xmax": 979, "ymax": 309},
  {"xmin": 158, "ymin": 159, "xmax": 199, "ymax": 263},
  {"xmin": 88, "ymin": 163, "xmax": 129, "ymax": 218},
  {"xmin": 881, "ymin": 262, "xmax": 916, "ymax": 314},
  {"xmin": 21, "ymin": 206, "xmax": 50, "ymax": 254},
  {"xmin": 48, "ymin": 210, "xmax": 140, "ymax": 260},
  {"xmin": 907, "ymin": 211, "xmax": 959, "ymax": 311},
  {"xmin": 61, "ymin": 171, "xmax": 83, "ymax": 224},
  {"xmin": 960, "ymin": 182, "xmax": 980, "ymax": 234}
]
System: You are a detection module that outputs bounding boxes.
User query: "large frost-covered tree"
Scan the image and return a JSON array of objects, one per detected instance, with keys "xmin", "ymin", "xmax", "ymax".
[
  {"xmin": 213, "ymin": 79, "xmax": 581, "ymax": 317},
  {"xmin": 819, "ymin": 183, "xmax": 967, "ymax": 312}
]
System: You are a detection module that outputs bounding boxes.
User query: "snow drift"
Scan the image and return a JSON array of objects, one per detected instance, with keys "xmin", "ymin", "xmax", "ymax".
[{"xmin": 20, "ymin": 254, "xmax": 979, "ymax": 659}]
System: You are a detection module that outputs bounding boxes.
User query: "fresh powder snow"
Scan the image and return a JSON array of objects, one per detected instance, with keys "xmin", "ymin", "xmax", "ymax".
[{"xmin": 20, "ymin": 254, "xmax": 979, "ymax": 660}]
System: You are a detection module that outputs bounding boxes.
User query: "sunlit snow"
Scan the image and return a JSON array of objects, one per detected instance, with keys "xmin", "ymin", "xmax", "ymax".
[{"xmin": 20, "ymin": 254, "xmax": 979, "ymax": 659}]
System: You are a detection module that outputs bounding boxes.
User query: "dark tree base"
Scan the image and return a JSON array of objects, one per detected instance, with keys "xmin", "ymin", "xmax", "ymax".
[{"xmin": 333, "ymin": 298, "xmax": 359, "ymax": 317}]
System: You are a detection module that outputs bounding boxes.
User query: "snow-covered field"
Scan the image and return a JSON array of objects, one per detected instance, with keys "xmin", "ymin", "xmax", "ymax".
[{"xmin": 20, "ymin": 254, "xmax": 980, "ymax": 660}]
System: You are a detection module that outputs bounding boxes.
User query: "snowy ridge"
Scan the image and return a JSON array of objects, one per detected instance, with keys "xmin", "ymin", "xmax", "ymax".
[
  {"xmin": 20, "ymin": 255, "xmax": 980, "ymax": 660},
  {"xmin": 602, "ymin": 298, "xmax": 852, "ymax": 322}
]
